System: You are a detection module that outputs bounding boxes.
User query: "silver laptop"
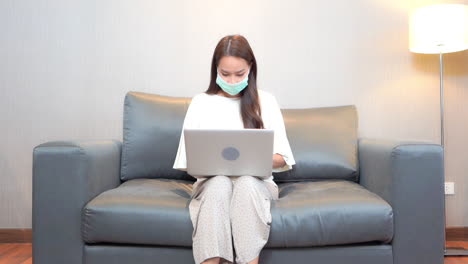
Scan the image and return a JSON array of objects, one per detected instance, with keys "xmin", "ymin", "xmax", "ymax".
[{"xmin": 184, "ymin": 128, "xmax": 274, "ymax": 179}]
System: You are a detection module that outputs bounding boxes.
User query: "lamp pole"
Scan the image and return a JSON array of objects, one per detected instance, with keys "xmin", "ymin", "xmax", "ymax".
[
  {"xmin": 439, "ymin": 50, "xmax": 444, "ymax": 148},
  {"xmin": 439, "ymin": 48, "xmax": 468, "ymax": 256}
]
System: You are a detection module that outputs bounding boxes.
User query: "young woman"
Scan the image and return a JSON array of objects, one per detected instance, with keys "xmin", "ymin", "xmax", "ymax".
[{"xmin": 173, "ymin": 34, "xmax": 296, "ymax": 264}]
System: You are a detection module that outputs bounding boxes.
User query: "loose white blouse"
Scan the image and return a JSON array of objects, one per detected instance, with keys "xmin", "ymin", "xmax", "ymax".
[{"xmin": 172, "ymin": 89, "xmax": 296, "ymax": 185}]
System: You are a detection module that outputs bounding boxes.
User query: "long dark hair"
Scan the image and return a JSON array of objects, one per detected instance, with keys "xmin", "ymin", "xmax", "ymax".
[{"xmin": 205, "ymin": 35, "xmax": 264, "ymax": 129}]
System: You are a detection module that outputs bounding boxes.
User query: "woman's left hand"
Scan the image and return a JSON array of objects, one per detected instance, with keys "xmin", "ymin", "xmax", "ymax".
[{"xmin": 272, "ymin": 153, "xmax": 286, "ymax": 169}]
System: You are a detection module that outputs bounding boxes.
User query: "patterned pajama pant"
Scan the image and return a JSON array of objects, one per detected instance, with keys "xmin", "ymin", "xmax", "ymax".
[{"xmin": 189, "ymin": 175, "xmax": 279, "ymax": 264}]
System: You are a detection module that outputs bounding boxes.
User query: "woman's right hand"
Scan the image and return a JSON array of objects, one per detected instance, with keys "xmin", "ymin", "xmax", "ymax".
[{"xmin": 272, "ymin": 153, "xmax": 286, "ymax": 169}]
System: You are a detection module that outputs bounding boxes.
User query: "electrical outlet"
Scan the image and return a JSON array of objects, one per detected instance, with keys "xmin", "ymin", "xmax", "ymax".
[{"xmin": 445, "ymin": 182, "xmax": 455, "ymax": 195}]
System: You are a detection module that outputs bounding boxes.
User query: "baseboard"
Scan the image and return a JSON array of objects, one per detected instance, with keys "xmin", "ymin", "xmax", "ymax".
[
  {"xmin": 446, "ymin": 227, "xmax": 468, "ymax": 241},
  {"xmin": 0, "ymin": 229, "xmax": 32, "ymax": 243},
  {"xmin": 0, "ymin": 227, "xmax": 467, "ymax": 243}
]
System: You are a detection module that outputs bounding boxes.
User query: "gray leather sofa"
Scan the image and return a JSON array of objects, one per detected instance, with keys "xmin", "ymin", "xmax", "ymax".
[{"xmin": 32, "ymin": 91, "xmax": 445, "ymax": 264}]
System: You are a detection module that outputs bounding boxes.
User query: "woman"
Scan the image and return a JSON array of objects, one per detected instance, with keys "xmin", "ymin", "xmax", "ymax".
[{"xmin": 173, "ymin": 34, "xmax": 296, "ymax": 264}]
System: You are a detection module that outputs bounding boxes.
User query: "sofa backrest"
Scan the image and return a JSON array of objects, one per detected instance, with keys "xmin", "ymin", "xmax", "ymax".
[
  {"xmin": 121, "ymin": 91, "xmax": 193, "ymax": 181},
  {"xmin": 120, "ymin": 91, "xmax": 358, "ymax": 182},
  {"xmin": 274, "ymin": 106, "xmax": 358, "ymax": 182}
]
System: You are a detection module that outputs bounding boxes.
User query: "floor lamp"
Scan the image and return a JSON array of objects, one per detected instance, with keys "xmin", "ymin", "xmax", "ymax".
[{"xmin": 409, "ymin": 4, "xmax": 468, "ymax": 256}]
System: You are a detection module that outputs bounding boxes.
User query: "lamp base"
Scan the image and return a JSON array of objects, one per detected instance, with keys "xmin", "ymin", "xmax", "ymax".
[{"xmin": 445, "ymin": 248, "xmax": 468, "ymax": 256}]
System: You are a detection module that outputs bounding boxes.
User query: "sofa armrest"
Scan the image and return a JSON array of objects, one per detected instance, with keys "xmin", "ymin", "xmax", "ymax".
[
  {"xmin": 358, "ymin": 138, "xmax": 445, "ymax": 264},
  {"xmin": 32, "ymin": 140, "xmax": 122, "ymax": 264}
]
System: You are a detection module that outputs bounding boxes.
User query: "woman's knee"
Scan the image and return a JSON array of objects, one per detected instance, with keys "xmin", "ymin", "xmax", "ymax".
[
  {"xmin": 203, "ymin": 175, "xmax": 233, "ymax": 199},
  {"xmin": 234, "ymin": 175, "xmax": 260, "ymax": 190},
  {"xmin": 232, "ymin": 176, "xmax": 271, "ymax": 203}
]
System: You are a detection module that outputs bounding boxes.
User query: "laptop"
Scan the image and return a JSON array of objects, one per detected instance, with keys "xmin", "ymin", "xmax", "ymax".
[{"xmin": 184, "ymin": 128, "xmax": 274, "ymax": 179}]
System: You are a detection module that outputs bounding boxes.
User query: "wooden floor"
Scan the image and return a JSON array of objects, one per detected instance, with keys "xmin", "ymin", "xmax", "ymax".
[
  {"xmin": 0, "ymin": 241, "xmax": 466, "ymax": 264},
  {"xmin": 0, "ymin": 244, "xmax": 31, "ymax": 264}
]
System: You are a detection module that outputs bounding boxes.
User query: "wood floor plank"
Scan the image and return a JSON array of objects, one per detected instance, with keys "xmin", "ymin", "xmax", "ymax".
[
  {"xmin": 0, "ymin": 244, "xmax": 16, "ymax": 257},
  {"xmin": 447, "ymin": 241, "xmax": 468, "ymax": 250},
  {"xmin": 0, "ymin": 244, "xmax": 31, "ymax": 264}
]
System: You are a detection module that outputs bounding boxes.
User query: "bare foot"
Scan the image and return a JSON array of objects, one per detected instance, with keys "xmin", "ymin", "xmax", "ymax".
[
  {"xmin": 248, "ymin": 256, "xmax": 259, "ymax": 264},
  {"xmin": 202, "ymin": 257, "xmax": 220, "ymax": 264}
]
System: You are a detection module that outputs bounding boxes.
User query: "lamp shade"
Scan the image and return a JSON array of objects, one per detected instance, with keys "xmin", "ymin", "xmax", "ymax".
[{"xmin": 409, "ymin": 4, "xmax": 468, "ymax": 54}]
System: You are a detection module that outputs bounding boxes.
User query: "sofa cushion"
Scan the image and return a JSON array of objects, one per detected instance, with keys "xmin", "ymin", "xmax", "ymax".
[
  {"xmin": 82, "ymin": 178, "xmax": 393, "ymax": 248},
  {"xmin": 82, "ymin": 178, "xmax": 194, "ymax": 246},
  {"xmin": 121, "ymin": 91, "xmax": 194, "ymax": 181},
  {"xmin": 273, "ymin": 105, "xmax": 358, "ymax": 182},
  {"xmin": 268, "ymin": 179, "xmax": 393, "ymax": 247}
]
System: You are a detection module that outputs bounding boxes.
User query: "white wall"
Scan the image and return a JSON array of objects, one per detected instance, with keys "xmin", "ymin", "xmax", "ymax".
[{"xmin": 1, "ymin": 0, "xmax": 467, "ymax": 228}]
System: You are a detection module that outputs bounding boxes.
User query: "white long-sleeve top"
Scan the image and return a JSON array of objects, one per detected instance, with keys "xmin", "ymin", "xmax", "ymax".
[{"xmin": 172, "ymin": 89, "xmax": 296, "ymax": 185}]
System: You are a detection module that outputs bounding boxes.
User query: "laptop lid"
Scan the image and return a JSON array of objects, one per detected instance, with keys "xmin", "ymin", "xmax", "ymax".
[{"xmin": 184, "ymin": 128, "xmax": 274, "ymax": 178}]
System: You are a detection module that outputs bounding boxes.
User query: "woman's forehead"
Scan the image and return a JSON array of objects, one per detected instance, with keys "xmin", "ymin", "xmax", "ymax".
[{"xmin": 218, "ymin": 56, "xmax": 249, "ymax": 71}]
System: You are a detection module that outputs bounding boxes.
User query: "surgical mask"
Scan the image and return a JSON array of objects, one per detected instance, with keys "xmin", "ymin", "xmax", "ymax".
[{"xmin": 216, "ymin": 68, "xmax": 250, "ymax": 96}]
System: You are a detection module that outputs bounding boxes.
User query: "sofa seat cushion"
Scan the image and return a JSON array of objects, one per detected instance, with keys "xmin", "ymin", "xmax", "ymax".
[
  {"xmin": 82, "ymin": 178, "xmax": 195, "ymax": 247},
  {"xmin": 267, "ymin": 180, "xmax": 393, "ymax": 248},
  {"xmin": 82, "ymin": 178, "xmax": 393, "ymax": 248}
]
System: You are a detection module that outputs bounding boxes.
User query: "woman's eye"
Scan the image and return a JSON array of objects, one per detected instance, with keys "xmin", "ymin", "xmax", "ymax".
[{"xmin": 221, "ymin": 73, "xmax": 245, "ymax": 77}]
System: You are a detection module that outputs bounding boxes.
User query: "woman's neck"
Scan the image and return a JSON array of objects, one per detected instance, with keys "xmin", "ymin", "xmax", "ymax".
[{"xmin": 216, "ymin": 90, "xmax": 242, "ymax": 99}]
